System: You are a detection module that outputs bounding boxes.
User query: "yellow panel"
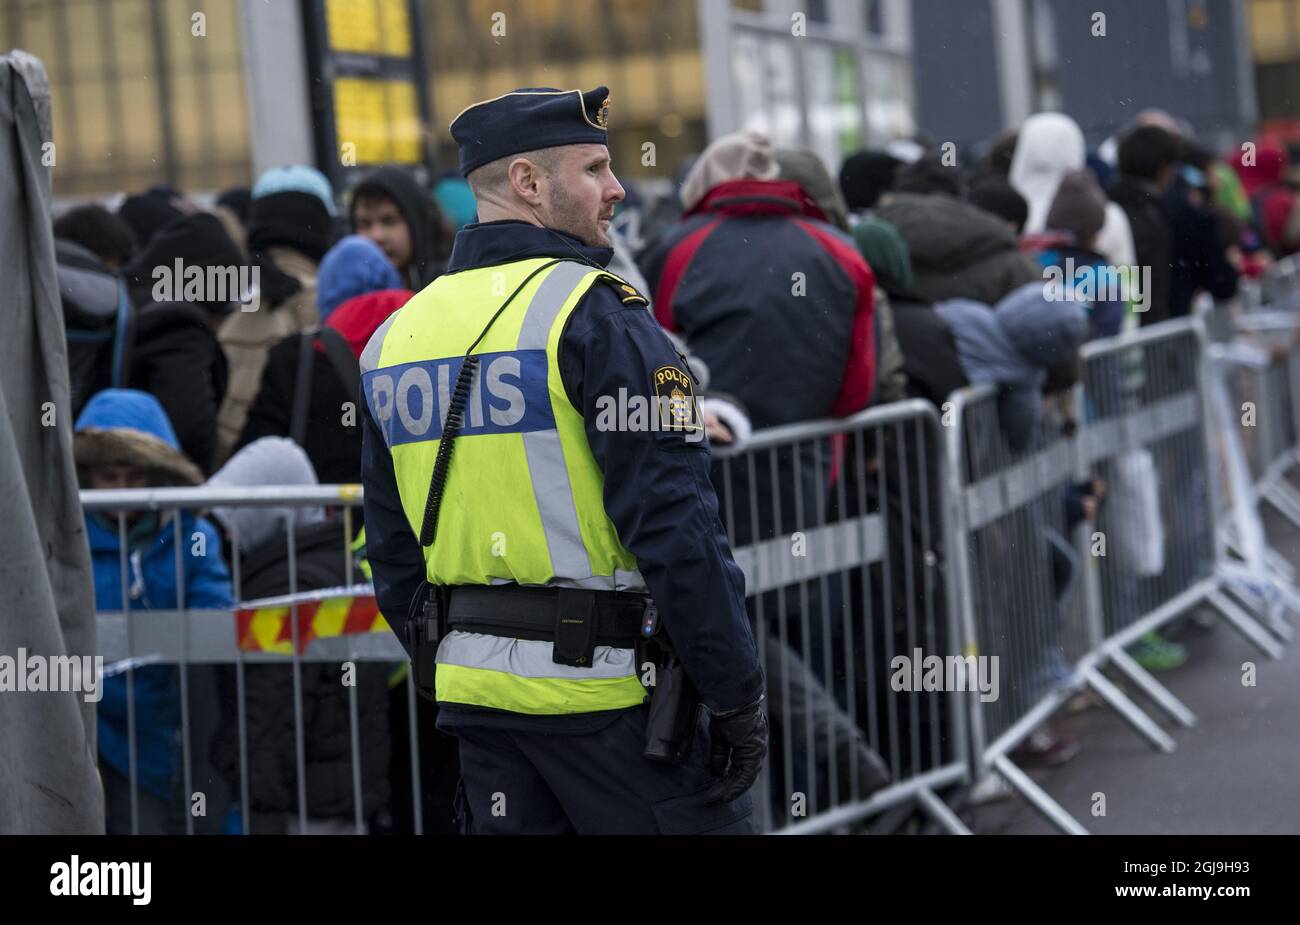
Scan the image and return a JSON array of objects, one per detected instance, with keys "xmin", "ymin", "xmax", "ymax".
[
  {"xmin": 1251, "ymin": 0, "xmax": 1293, "ymax": 61},
  {"xmin": 326, "ymin": 0, "xmax": 412, "ymax": 57},
  {"xmin": 334, "ymin": 76, "xmax": 423, "ymax": 164}
]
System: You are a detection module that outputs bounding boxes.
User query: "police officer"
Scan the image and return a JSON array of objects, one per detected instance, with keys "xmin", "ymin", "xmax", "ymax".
[{"xmin": 359, "ymin": 86, "xmax": 767, "ymax": 834}]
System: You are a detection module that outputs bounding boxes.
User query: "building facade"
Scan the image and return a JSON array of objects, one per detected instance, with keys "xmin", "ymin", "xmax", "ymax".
[{"xmin": 0, "ymin": 0, "xmax": 1264, "ymax": 202}]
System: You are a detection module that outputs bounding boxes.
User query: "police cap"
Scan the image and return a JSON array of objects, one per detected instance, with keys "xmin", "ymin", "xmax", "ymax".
[{"xmin": 450, "ymin": 86, "xmax": 611, "ymax": 178}]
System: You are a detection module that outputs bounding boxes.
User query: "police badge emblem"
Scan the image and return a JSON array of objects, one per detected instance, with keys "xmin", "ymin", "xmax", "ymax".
[{"xmin": 653, "ymin": 365, "xmax": 701, "ymax": 433}]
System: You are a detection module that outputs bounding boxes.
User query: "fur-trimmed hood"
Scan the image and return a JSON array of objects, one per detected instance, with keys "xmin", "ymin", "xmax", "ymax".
[{"xmin": 74, "ymin": 388, "xmax": 204, "ymax": 486}]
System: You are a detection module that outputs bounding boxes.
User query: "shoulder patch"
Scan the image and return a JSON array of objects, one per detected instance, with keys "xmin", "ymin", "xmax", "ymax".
[
  {"xmin": 596, "ymin": 273, "xmax": 649, "ymax": 306},
  {"xmin": 652, "ymin": 364, "xmax": 703, "ymax": 433}
]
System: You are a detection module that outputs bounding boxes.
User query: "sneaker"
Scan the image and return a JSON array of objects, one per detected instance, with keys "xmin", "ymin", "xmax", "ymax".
[
  {"xmin": 969, "ymin": 773, "xmax": 1015, "ymax": 805},
  {"xmin": 1126, "ymin": 631, "xmax": 1187, "ymax": 671}
]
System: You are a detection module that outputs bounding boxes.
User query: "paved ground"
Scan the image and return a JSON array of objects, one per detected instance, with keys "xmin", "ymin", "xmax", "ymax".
[{"xmin": 970, "ymin": 505, "xmax": 1300, "ymax": 835}]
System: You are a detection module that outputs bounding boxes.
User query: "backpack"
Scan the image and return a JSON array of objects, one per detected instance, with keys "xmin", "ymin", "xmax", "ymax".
[{"xmin": 62, "ymin": 266, "xmax": 136, "ymax": 417}]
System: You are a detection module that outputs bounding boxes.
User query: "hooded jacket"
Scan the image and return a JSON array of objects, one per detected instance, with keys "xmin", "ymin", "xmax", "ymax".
[
  {"xmin": 316, "ymin": 235, "xmax": 403, "ymax": 322},
  {"xmin": 116, "ymin": 213, "xmax": 244, "ymax": 474},
  {"xmin": 641, "ymin": 178, "xmax": 876, "ymax": 429},
  {"xmin": 875, "ymin": 192, "xmax": 1041, "ymax": 307},
  {"xmin": 1009, "ymin": 111, "xmax": 1138, "ymax": 269},
  {"xmin": 348, "ymin": 167, "xmax": 450, "ymax": 291},
  {"xmin": 75, "ymin": 389, "xmax": 234, "ymax": 799},
  {"xmin": 57, "ymin": 238, "xmax": 132, "ymax": 417},
  {"xmin": 936, "ymin": 284, "xmax": 1088, "ymax": 449}
]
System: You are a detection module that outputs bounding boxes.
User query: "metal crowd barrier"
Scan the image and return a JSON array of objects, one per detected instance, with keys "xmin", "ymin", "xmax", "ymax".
[
  {"xmin": 945, "ymin": 316, "xmax": 1293, "ymax": 834},
  {"xmin": 714, "ymin": 399, "xmax": 970, "ymax": 834},
  {"xmin": 943, "ymin": 382, "xmax": 1095, "ymax": 833},
  {"xmin": 1073, "ymin": 320, "xmax": 1284, "ymax": 761},
  {"xmin": 82, "ymin": 312, "xmax": 1300, "ymax": 836},
  {"xmin": 83, "ymin": 401, "xmax": 978, "ymax": 836},
  {"xmin": 1200, "ymin": 275, "xmax": 1300, "ymax": 633},
  {"xmin": 80, "ymin": 485, "xmax": 415, "ymax": 837}
]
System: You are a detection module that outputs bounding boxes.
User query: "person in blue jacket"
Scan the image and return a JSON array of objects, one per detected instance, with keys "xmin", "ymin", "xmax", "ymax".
[{"xmin": 75, "ymin": 388, "xmax": 234, "ymax": 834}]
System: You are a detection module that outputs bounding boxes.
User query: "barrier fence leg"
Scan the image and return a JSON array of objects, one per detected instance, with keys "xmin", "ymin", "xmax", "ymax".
[
  {"xmin": 1207, "ymin": 589, "xmax": 1286, "ymax": 659},
  {"xmin": 914, "ymin": 788, "xmax": 972, "ymax": 835},
  {"xmin": 1106, "ymin": 650, "xmax": 1197, "ymax": 728},
  {"xmin": 1080, "ymin": 666, "xmax": 1177, "ymax": 753},
  {"xmin": 990, "ymin": 755, "xmax": 1089, "ymax": 835},
  {"xmin": 1221, "ymin": 577, "xmax": 1295, "ymax": 641},
  {"xmin": 1260, "ymin": 478, "xmax": 1300, "ymax": 530},
  {"xmin": 1264, "ymin": 547, "xmax": 1297, "ymax": 584}
]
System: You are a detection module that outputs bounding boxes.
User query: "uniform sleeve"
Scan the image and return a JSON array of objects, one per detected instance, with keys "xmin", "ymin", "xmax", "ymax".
[
  {"xmin": 360, "ymin": 384, "xmax": 425, "ymax": 653},
  {"xmin": 559, "ymin": 288, "xmax": 765, "ymax": 714}
]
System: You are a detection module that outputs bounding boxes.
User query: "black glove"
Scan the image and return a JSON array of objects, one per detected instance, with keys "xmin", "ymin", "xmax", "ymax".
[{"xmin": 705, "ymin": 695, "xmax": 769, "ymax": 806}]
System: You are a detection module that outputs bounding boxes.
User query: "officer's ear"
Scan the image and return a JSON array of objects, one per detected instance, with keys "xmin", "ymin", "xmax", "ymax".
[{"xmin": 508, "ymin": 156, "xmax": 547, "ymax": 207}]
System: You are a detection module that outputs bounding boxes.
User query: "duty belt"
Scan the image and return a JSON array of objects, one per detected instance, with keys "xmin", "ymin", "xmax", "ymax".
[{"xmin": 445, "ymin": 584, "xmax": 659, "ymax": 667}]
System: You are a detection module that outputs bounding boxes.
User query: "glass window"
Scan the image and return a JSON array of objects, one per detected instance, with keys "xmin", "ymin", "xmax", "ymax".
[
  {"xmin": 732, "ymin": 29, "xmax": 802, "ymax": 148},
  {"xmin": 805, "ymin": 43, "xmax": 865, "ymax": 172},
  {"xmin": 422, "ymin": 0, "xmax": 706, "ymax": 180},
  {"xmin": 0, "ymin": 0, "xmax": 251, "ymax": 198}
]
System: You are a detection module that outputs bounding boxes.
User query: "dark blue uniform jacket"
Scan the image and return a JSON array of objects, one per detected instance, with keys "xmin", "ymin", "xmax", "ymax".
[{"xmin": 360, "ymin": 220, "xmax": 764, "ymax": 730}]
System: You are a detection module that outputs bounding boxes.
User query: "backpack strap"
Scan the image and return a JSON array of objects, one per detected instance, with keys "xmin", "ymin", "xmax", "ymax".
[
  {"xmin": 318, "ymin": 325, "xmax": 361, "ymax": 405},
  {"xmin": 110, "ymin": 276, "xmax": 135, "ymax": 388}
]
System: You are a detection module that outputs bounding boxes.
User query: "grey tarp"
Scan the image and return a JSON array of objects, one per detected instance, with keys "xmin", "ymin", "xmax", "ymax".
[{"xmin": 0, "ymin": 50, "xmax": 102, "ymax": 833}]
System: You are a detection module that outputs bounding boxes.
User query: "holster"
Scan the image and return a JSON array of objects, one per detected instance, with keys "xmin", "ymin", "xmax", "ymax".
[
  {"xmin": 405, "ymin": 582, "xmax": 446, "ymax": 702},
  {"xmin": 636, "ymin": 612, "xmax": 701, "ymax": 765}
]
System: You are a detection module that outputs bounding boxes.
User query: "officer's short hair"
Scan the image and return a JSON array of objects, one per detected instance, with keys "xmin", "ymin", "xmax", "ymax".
[{"xmin": 469, "ymin": 148, "xmax": 563, "ymax": 195}]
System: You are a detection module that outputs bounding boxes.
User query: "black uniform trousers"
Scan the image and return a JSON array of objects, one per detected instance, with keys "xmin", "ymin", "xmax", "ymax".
[{"xmin": 442, "ymin": 704, "xmax": 755, "ymax": 835}]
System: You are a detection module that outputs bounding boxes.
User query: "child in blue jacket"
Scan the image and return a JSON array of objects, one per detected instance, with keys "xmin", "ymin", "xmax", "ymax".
[{"xmin": 75, "ymin": 389, "xmax": 233, "ymax": 833}]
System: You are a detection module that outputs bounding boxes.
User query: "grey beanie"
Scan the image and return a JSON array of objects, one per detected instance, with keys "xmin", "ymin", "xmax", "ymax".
[{"xmin": 206, "ymin": 437, "xmax": 324, "ymax": 552}]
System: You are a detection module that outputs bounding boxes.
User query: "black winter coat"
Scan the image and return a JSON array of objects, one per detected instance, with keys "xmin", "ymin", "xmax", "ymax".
[
  {"xmin": 1107, "ymin": 176, "xmax": 1174, "ymax": 325},
  {"xmin": 874, "ymin": 193, "xmax": 1040, "ymax": 307},
  {"xmin": 130, "ymin": 302, "xmax": 229, "ymax": 475},
  {"xmin": 1165, "ymin": 182, "xmax": 1239, "ymax": 319},
  {"xmin": 210, "ymin": 520, "xmax": 391, "ymax": 821},
  {"xmin": 236, "ymin": 332, "xmax": 361, "ymax": 484}
]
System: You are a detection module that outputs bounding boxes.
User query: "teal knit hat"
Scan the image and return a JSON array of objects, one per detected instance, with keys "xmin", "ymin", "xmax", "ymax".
[
  {"xmin": 851, "ymin": 216, "xmax": 913, "ymax": 297},
  {"xmin": 252, "ymin": 164, "xmax": 337, "ymax": 217}
]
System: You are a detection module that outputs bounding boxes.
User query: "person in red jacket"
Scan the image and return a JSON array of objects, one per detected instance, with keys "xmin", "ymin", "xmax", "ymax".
[{"xmin": 641, "ymin": 131, "xmax": 875, "ymax": 430}]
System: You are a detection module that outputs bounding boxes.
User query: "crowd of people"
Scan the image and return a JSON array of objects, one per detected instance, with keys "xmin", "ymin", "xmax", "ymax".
[{"xmin": 58, "ymin": 106, "xmax": 1300, "ymax": 831}]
